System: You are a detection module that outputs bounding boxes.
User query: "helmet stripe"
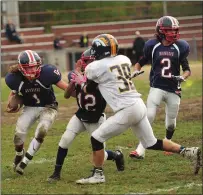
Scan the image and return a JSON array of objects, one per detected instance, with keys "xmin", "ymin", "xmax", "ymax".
[
  {"xmin": 106, "ymin": 34, "xmax": 116, "ymax": 56},
  {"xmin": 25, "ymin": 50, "xmax": 35, "ymax": 63}
]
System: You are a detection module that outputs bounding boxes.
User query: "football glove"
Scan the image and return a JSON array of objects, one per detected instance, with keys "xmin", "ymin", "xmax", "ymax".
[
  {"xmin": 71, "ymin": 71, "xmax": 87, "ymax": 85},
  {"xmin": 171, "ymin": 75, "xmax": 186, "ymax": 82},
  {"xmin": 131, "ymin": 70, "xmax": 144, "ymax": 78}
]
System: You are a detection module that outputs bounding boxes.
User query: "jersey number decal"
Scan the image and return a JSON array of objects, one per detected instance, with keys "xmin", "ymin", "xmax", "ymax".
[
  {"xmin": 110, "ymin": 63, "xmax": 134, "ymax": 93},
  {"xmin": 77, "ymin": 93, "xmax": 96, "ymax": 111},
  {"xmin": 33, "ymin": 93, "xmax": 40, "ymax": 104},
  {"xmin": 54, "ymin": 69, "xmax": 60, "ymax": 76},
  {"xmin": 161, "ymin": 58, "xmax": 172, "ymax": 78}
]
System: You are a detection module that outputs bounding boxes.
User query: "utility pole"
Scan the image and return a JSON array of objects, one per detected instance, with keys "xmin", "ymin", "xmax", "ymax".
[
  {"xmin": 2, "ymin": 0, "xmax": 20, "ymax": 28},
  {"xmin": 163, "ymin": 1, "xmax": 168, "ymax": 16}
]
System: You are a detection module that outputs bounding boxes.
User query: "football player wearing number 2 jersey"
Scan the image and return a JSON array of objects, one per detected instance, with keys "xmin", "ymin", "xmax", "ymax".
[
  {"xmin": 130, "ymin": 16, "xmax": 191, "ymax": 159},
  {"xmin": 71, "ymin": 34, "xmax": 200, "ymax": 184},
  {"xmin": 5, "ymin": 50, "xmax": 68, "ymax": 175},
  {"xmin": 47, "ymin": 48, "xmax": 124, "ymax": 183}
]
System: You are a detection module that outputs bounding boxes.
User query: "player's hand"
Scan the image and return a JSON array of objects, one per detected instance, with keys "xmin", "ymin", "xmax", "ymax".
[
  {"xmin": 75, "ymin": 59, "xmax": 83, "ymax": 72},
  {"xmin": 131, "ymin": 70, "xmax": 144, "ymax": 78},
  {"xmin": 71, "ymin": 71, "xmax": 87, "ymax": 85},
  {"xmin": 171, "ymin": 75, "xmax": 186, "ymax": 82}
]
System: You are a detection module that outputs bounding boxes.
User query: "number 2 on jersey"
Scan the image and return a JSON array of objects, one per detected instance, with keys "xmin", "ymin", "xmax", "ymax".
[{"xmin": 161, "ymin": 58, "xmax": 172, "ymax": 78}]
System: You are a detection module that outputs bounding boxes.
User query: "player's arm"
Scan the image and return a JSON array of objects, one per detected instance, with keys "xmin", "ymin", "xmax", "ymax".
[
  {"xmin": 180, "ymin": 40, "xmax": 191, "ymax": 80},
  {"xmin": 81, "ymin": 79, "xmax": 98, "ymax": 94},
  {"xmin": 64, "ymin": 81, "xmax": 76, "ymax": 99},
  {"xmin": 180, "ymin": 57, "xmax": 191, "ymax": 80},
  {"xmin": 55, "ymin": 79, "xmax": 68, "ymax": 90},
  {"xmin": 132, "ymin": 41, "xmax": 151, "ymax": 77},
  {"xmin": 5, "ymin": 73, "xmax": 21, "ymax": 113}
]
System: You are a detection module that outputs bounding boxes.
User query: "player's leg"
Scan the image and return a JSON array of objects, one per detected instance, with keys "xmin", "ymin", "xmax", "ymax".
[
  {"xmin": 48, "ymin": 115, "xmax": 85, "ymax": 182},
  {"xmin": 85, "ymin": 113, "xmax": 124, "ymax": 171},
  {"xmin": 76, "ymin": 100, "xmax": 145, "ymax": 184},
  {"xmin": 13, "ymin": 106, "xmax": 37, "ymax": 171},
  {"xmin": 132, "ymin": 113, "xmax": 201, "ymax": 175},
  {"xmin": 16, "ymin": 107, "xmax": 57, "ymax": 175},
  {"xmin": 164, "ymin": 93, "xmax": 180, "ymax": 139},
  {"xmin": 163, "ymin": 93, "xmax": 180, "ymax": 155},
  {"xmin": 130, "ymin": 87, "xmax": 164, "ymax": 159}
]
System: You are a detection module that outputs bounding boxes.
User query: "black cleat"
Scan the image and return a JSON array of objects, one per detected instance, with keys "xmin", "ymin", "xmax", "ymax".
[
  {"xmin": 13, "ymin": 149, "xmax": 25, "ymax": 172},
  {"xmin": 16, "ymin": 162, "xmax": 27, "ymax": 175},
  {"xmin": 114, "ymin": 150, "xmax": 125, "ymax": 171},
  {"xmin": 47, "ymin": 173, "xmax": 61, "ymax": 183}
]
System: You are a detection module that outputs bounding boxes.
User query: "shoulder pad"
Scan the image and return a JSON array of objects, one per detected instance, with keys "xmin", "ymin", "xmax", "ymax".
[
  {"xmin": 41, "ymin": 64, "xmax": 62, "ymax": 84},
  {"xmin": 5, "ymin": 73, "xmax": 22, "ymax": 91}
]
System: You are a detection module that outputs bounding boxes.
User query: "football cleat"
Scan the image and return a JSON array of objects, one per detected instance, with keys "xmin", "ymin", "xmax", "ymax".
[
  {"xmin": 76, "ymin": 168, "xmax": 105, "ymax": 184},
  {"xmin": 129, "ymin": 150, "xmax": 144, "ymax": 159},
  {"xmin": 16, "ymin": 162, "xmax": 27, "ymax": 175},
  {"xmin": 180, "ymin": 147, "xmax": 202, "ymax": 175},
  {"xmin": 47, "ymin": 172, "xmax": 61, "ymax": 183},
  {"xmin": 114, "ymin": 150, "xmax": 125, "ymax": 171},
  {"xmin": 13, "ymin": 149, "xmax": 25, "ymax": 171}
]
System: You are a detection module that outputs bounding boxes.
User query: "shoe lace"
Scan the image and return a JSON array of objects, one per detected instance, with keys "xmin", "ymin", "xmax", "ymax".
[{"xmin": 87, "ymin": 168, "xmax": 103, "ymax": 178}]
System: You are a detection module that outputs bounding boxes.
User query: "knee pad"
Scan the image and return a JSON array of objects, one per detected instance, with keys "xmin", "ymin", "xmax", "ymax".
[
  {"xmin": 147, "ymin": 139, "xmax": 163, "ymax": 150},
  {"xmin": 91, "ymin": 136, "xmax": 104, "ymax": 151},
  {"xmin": 14, "ymin": 133, "xmax": 24, "ymax": 145}
]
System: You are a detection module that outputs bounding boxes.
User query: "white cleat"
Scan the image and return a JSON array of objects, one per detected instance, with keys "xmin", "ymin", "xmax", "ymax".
[
  {"xmin": 180, "ymin": 147, "xmax": 202, "ymax": 175},
  {"xmin": 76, "ymin": 169, "xmax": 105, "ymax": 184}
]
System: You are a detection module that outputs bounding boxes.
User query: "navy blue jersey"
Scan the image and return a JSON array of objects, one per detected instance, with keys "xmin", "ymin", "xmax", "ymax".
[
  {"xmin": 68, "ymin": 71, "xmax": 106, "ymax": 123},
  {"xmin": 139, "ymin": 39, "xmax": 190, "ymax": 96},
  {"xmin": 5, "ymin": 64, "xmax": 61, "ymax": 107}
]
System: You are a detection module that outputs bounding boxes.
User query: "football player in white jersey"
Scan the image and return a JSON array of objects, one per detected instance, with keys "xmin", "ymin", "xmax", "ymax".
[
  {"xmin": 71, "ymin": 34, "xmax": 201, "ymax": 184},
  {"xmin": 130, "ymin": 16, "xmax": 191, "ymax": 159},
  {"xmin": 47, "ymin": 49, "xmax": 124, "ymax": 183}
]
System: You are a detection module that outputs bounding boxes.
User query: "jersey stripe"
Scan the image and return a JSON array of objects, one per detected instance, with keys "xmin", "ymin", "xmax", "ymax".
[
  {"xmin": 18, "ymin": 81, "xmax": 24, "ymax": 92},
  {"xmin": 36, "ymin": 79, "xmax": 50, "ymax": 89},
  {"xmin": 173, "ymin": 43, "xmax": 180, "ymax": 58},
  {"xmin": 152, "ymin": 42, "xmax": 161, "ymax": 62}
]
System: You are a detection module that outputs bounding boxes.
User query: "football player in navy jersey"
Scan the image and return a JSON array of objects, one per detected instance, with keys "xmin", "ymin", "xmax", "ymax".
[
  {"xmin": 47, "ymin": 48, "xmax": 124, "ymax": 183},
  {"xmin": 5, "ymin": 50, "xmax": 68, "ymax": 175},
  {"xmin": 130, "ymin": 16, "xmax": 191, "ymax": 159}
]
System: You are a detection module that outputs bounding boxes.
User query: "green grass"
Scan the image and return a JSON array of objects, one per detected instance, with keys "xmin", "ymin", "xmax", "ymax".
[{"xmin": 1, "ymin": 62, "xmax": 202, "ymax": 194}]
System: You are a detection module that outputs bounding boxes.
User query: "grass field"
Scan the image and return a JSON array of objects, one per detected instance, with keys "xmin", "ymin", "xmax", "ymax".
[{"xmin": 1, "ymin": 62, "xmax": 202, "ymax": 194}]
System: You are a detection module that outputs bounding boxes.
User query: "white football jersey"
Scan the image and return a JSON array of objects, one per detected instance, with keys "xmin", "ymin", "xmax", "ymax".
[{"xmin": 85, "ymin": 55, "xmax": 141, "ymax": 112}]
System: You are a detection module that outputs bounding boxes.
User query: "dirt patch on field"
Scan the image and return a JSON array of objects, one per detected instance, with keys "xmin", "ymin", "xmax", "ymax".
[
  {"xmin": 155, "ymin": 97, "xmax": 202, "ymax": 121},
  {"xmin": 1, "ymin": 97, "xmax": 202, "ymax": 126}
]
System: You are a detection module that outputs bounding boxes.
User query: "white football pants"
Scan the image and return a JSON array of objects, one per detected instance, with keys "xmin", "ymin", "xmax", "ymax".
[
  {"xmin": 59, "ymin": 114, "xmax": 106, "ymax": 149},
  {"xmin": 91, "ymin": 98, "xmax": 157, "ymax": 149},
  {"xmin": 15, "ymin": 106, "xmax": 57, "ymax": 144},
  {"xmin": 136, "ymin": 87, "xmax": 180, "ymax": 156}
]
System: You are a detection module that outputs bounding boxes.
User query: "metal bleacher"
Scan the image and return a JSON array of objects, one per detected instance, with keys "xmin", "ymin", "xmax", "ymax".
[{"xmin": 1, "ymin": 15, "xmax": 202, "ymax": 67}]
